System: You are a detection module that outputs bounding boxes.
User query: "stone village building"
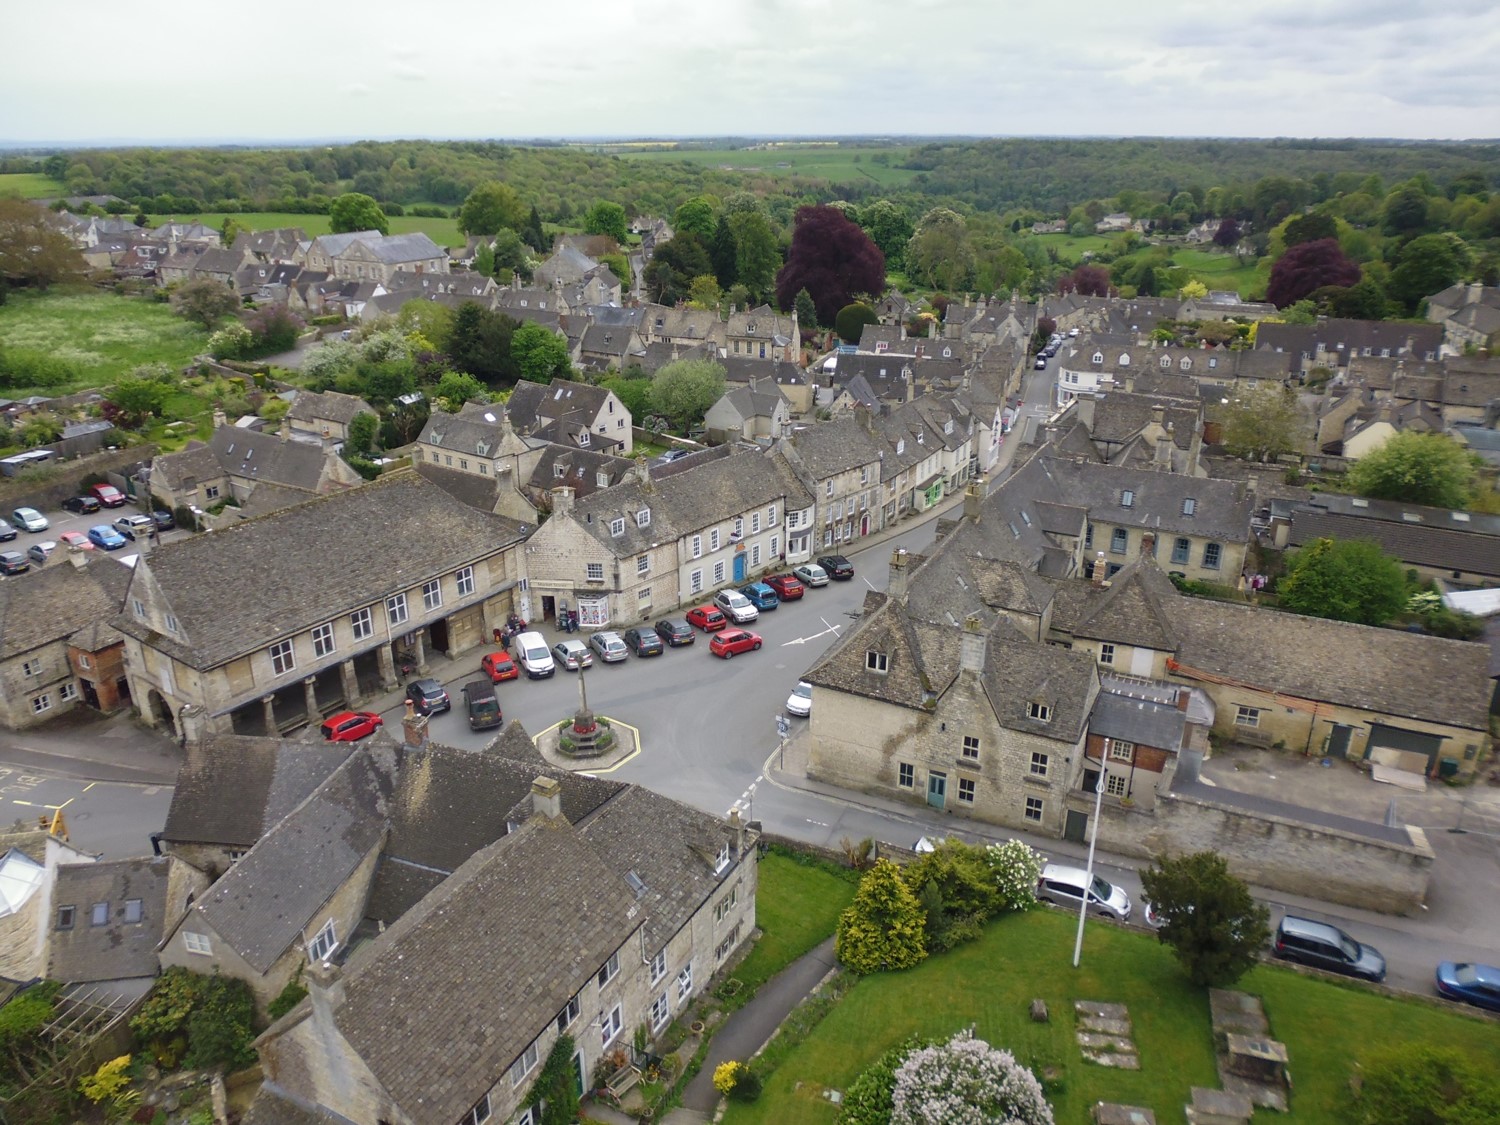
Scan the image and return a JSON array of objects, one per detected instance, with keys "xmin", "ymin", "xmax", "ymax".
[{"xmin": 113, "ymin": 470, "xmax": 529, "ymax": 740}]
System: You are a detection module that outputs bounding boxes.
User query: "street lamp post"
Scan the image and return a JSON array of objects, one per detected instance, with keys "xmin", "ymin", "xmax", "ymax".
[{"xmin": 1072, "ymin": 759, "xmax": 1108, "ymax": 969}]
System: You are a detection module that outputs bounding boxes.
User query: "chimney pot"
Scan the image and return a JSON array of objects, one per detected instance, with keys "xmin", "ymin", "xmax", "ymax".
[
  {"xmin": 531, "ymin": 775, "xmax": 564, "ymax": 821},
  {"xmin": 963, "ymin": 483, "xmax": 982, "ymax": 521},
  {"xmin": 401, "ymin": 700, "xmax": 429, "ymax": 748},
  {"xmin": 1091, "ymin": 551, "xmax": 1108, "ymax": 587},
  {"xmin": 888, "ymin": 547, "xmax": 909, "ymax": 600}
]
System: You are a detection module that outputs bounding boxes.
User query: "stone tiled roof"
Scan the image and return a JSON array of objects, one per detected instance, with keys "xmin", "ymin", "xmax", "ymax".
[
  {"xmin": 335, "ymin": 814, "xmax": 641, "ymax": 1123},
  {"xmin": 527, "ymin": 445, "xmax": 635, "ymax": 500},
  {"xmin": 1060, "ymin": 459, "xmax": 1252, "ymax": 542},
  {"xmin": 1256, "ymin": 319, "xmax": 1442, "ymax": 364},
  {"xmin": 163, "ymin": 736, "xmax": 356, "ymax": 849},
  {"xmin": 1173, "ymin": 599, "xmax": 1492, "ymax": 731},
  {"xmin": 114, "ymin": 470, "xmax": 529, "ymax": 671},
  {"xmin": 243, "ymin": 1086, "xmax": 357, "ymax": 1125},
  {"xmin": 506, "ymin": 378, "xmax": 616, "ymax": 432},
  {"xmin": 193, "ymin": 745, "xmax": 398, "ymax": 974},
  {"xmin": 285, "ymin": 390, "xmax": 374, "ymax": 427},
  {"xmin": 154, "ymin": 427, "xmax": 346, "ymax": 496},
  {"xmin": 1089, "ymin": 392, "xmax": 1199, "ymax": 450},
  {"xmin": 982, "ymin": 634, "xmax": 1098, "ymax": 740},
  {"xmin": 1049, "ymin": 557, "xmax": 1180, "ymax": 652},
  {"xmin": 48, "ymin": 858, "xmax": 169, "ymax": 983},
  {"xmin": 0, "ymin": 555, "xmax": 133, "ymax": 659},
  {"xmin": 779, "ymin": 415, "xmax": 884, "ymax": 480}
]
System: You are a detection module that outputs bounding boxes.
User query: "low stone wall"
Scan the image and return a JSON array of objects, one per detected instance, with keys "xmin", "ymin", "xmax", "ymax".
[
  {"xmin": 1092, "ymin": 785, "xmax": 1434, "ymax": 915},
  {"xmin": 0, "ymin": 444, "xmax": 157, "ymax": 514}
]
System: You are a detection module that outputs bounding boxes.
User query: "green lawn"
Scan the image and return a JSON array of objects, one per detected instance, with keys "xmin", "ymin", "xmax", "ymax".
[
  {"xmin": 1171, "ymin": 247, "xmax": 1269, "ymax": 299},
  {"xmin": 0, "ymin": 172, "xmax": 62, "ymax": 199},
  {"xmin": 0, "ymin": 290, "xmax": 211, "ymax": 393},
  {"xmin": 727, "ymin": 850, "xmax": 857, "ymax": 1006},
  {"xmin": 721, "ymin": 908, "xmax": 1500, "ymax": 1125},
  {"xmin": 175, "ymin": 211, "xmax": 465, "ymax": 249},
  {"xmin": 617, "ymin": 144, "xmax": 917, "ymax": 188}
]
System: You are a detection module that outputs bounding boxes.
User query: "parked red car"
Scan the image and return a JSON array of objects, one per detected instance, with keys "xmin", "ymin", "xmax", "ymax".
[
  {"xmin": 764, "ymin": 573, "xmax": 805, "ymax": 600},
  {"xmin": 685, "ymin": 605, "xmax": 728, "ymax": 632},
  {"xmin": 90, "ymin": 483, "xmax": 127, "ymax": 508},
  {"xmin": 481, "ymin": 651, "xmax": 519, "ymax": 682},
  {"xmin": 320, "ymin": 711, "xmax": 383, "ymax": 742},
  {"xmin": 710, "ymin": 629, "xmax": 762, "ymax": 658}
]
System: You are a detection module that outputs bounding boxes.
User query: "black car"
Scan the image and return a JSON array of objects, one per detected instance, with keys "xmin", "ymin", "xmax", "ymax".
[
  {"xmin": 816, "ymin": 554, "xmax": 855, "ymax": 580},
  {"xmin": 623, "ymin": 626, "xmax": 664, "ymax": 657},
  {"xmin": 61, "ymin": 495, "xmax": 102, "ymax": 515},
  {"xmin": 151, "ymin": 510, "xmax": 176, "ymax": 530},
  {"xmin": 654, "ymin": 619, "xmax": 696, "ymax": 647},
  {"xmin": 0, "ymin": 551, "xmax": 29, "ymax": 576},
  {"xmin": 404, "ymin": 677, "xmax": 451, "ymax": 716}
]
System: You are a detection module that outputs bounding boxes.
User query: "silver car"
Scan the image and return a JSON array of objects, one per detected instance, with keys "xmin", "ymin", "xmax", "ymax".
[
  {"xmin": 550, "ymin": 639, "xmax": 594, "ymax": 671},
  {"xmin": 588, "ymin": 631, "xmax": 629, "ymax": 663}
]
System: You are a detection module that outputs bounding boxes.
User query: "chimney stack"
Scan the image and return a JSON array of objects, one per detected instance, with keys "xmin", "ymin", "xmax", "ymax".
[
  {"xmin": 211, "ymin": 408, "xmax": 227, "ymax": 429},
  {"xmin": 730, "ymin": 808, "xmax": 744, "ymax": 859},
  {"xmin": 889, "ymin": 548, "xmax": 909, "ymax": 600},
  {"xmin": 960, "ymin": 614, "xmax": 987, "ymax": 674},
  {"xmin": 305, "ymin": 957, "xmax": 345, "ymax": 1023},
  {"xmin": 1140, "ymin": 532, "xmax": 1155, "ymax": 557},
  {"xmin": 1091, "ymin": 551, "xmax": 1108, "ymax": 587},
  {"xmin": 401, "ymin": 699, "xmax": 429, "ymax": 748},
  {"xmin": 551, "ymin": 485, "xmax": 575, "ymax": 516},
  {"xmin": 963, "ymin": 483, "xmax": 982, "ymax": 522},
  {"xmin": 531, "ymin": 775, "xmax": 563, "ymax": 821}
]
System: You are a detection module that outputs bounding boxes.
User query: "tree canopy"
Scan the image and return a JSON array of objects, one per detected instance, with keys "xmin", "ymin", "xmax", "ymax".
[
  {"xmin": 583, "ymin": 201, "xmax": 628, "ymax": 244},
  {"xmin": 834, "ymin": 302, "xmax": 879, "ymax": 345},
  {"xmin": 171, "ymin": 277, "xmax": 241, "ymax": 329},
  {"xmin": 1218, "ymin": 383, "xmax": 1306, "ymax": 462},
  {"xmin": 458, "ymin": 181, "xmax": 527, "ymax": 236},
  {"xmin": 774, "ymin": 205, "xmax": 885, "ymax": 325},
  {"xmin": 1266, "ymin": 238, "xmax": 1361, "ymax": 308},
  {"xmin": 511, "ymin": 322, "xmax": 571, "ymax": 385},
  {"xmin": 1139, "ymin": 851, "xmax": 1270, "ymax": 987},
  {"xmin": 649, "ymin": 359, "xmax": 725, "ymax": 432},
  {"xmin": 835, "ymin": 859, "xmax": 927, "ymax": 974},
  {"xmin": 1278, "ymin": 537, "xmax": 1409, "ymax": 625},
  {"xmin": 1347, "ymin": 431, "xmax": 1478, "ymax": 509},
  {"xmin": 0, "ymin": 198, "xmax": 87, "ymax": 289},
  {"xmin": 328, "ymin": 192, "xmax": 388, "ymax": 236}
]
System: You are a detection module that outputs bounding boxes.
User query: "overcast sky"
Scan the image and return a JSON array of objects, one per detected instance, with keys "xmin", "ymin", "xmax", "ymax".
[{"xmin": 4, "ymin": 0, "xmax": 1497, "ymax": 145}]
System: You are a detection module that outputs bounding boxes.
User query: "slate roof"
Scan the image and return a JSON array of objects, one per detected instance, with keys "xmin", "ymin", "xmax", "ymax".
[
  {"xmin": 1286, "ymin": 504, "xmax": 1500, "ymax": 579},
  {"xmin": 1062, "ymin": 459, "xmax": 1252, "ymax": 542},
  {"xmin": 335, "ymin": 814, "xmax": 641, "ymax": 1123},
  {"xmin": 982, "ymin": 634, "xmax": 1098, "ymax": 740},
  {"xmin": 114, "ymin": 470, "xmax": 529, "ymax": 671},
  {"xmin": 1089, "ymin": 392, "xmax": 1199, "ymax": 451},
  {"xmin": 349, "ymin": 232, "xmax": 444, "ymax": 264},
  {"xmin": 528, "ymin": 445, "xmax": 635, "ymax": 500},
  {"xmin": 153, "ymin": 427, "xmax": 347, "ymax": 496},
  {"xmin": 1173, "ymin": 599, "xmax": 1493, "ymax": 731},
  {"xmin": 0, "ymin": 555, "xmax": 133, "ymax": 659},
  {"xmin": 285, "ymin": 391, "xmax": 374, "ymax": 428},
  {"xmin": 364, "ymin": 737, "xmax": 623, "ymax": 924},
  {"xmin": 1256, "ymin": 319, "xmax": 1442, "ymax": 367},
  {"xmin": 192, "ymin": 745, "xmax": 397, "ymax": 974},
  {"xmin": 162, "ymin": 736, "xmax": 356, "ymax": 849},
  {"xmin": 506, "ymin": 378, "xmax": 617, "ymax": 432},
  {"xmin": 48, "ymin": 858, "xmax": 169, "ymax": 983},
  {"xmin": 1090, "ymin": 690, "xmax": 1188, "ymax": 751}
]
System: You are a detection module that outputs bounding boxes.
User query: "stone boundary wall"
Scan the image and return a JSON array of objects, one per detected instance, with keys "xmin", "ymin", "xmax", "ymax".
[{"xmin": 0, "ymin": 445, "xmax": 157, "ymax": 514}]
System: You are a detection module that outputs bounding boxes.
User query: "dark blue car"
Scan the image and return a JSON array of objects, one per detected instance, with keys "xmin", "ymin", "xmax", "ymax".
[
  {"xmin": 1436, "ymin": 962, "xmax": 1500, "ymax": 1011},
  {"xmin": 740, "ymin": 581, "xmax": 779, "ymax": 610}
]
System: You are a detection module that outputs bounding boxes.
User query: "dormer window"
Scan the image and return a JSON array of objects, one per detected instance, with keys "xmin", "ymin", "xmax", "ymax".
[
  {"xmin": 896, "ymin": 439, "xmax": 905, "ymax": 455},
  {"xmin": 943, "ymin": 347, "xmax": 952, "ymax": 358},
  {"xmin": 866, "ymin": 650, "xmax": 889, "ymax": 673},
  {"xmin": 1092, "ymin": 351, "xmax": 1104, "ymax": 364},
  {"xmin": 555, "ymin": 465, "xmax": 567, "ymax": 479},
  {"xmin": 1027, "ymin": 701, "xmax": 1052, "ymax": 722},
  {"xmin": 1180, "ymin": 358, "xmax": 1192, "ymax": 371},
  {"xmin": 1119, "ymin": 353, "xmax": 1130, "ymax": 365},
  {"xmin": 1120, "ymin": 489, "xmax": 1134, "ymax": 508},
  {"xmin": 944, "ymin": 419, "xmax": 953, "ymax": 434},
  {"xmin": 578, "ymin": 432, "xmax": 590, "ymax": 447},
  {"xmin": 636, "ymin": 508, "xmax": 651, "ymax": 528},
  {"xmin": 916, "ymin": 431, "xmax": 924, "ymax": 445},
  {"xmin": 610, "ymin": 517, "xmax": 625, "ymax": 537},
  {"xmin": 596, "ymin": 471, "xmax": 609, "ymax": 487},
  {"xmin": 713, "ymin": 843, "xmax": 731, "ymax": 874},
  {"xmin": 1160, "ymin": 356, "xmax": 1171, "ymax": 368}
]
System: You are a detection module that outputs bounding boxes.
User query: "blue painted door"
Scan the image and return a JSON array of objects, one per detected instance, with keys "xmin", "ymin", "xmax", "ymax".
[{"xmin": 733, "ymin": 552, "xmax": 747, "ymax": 582}]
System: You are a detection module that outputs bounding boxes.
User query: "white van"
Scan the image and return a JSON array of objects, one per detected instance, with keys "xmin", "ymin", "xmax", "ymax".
[{"xmin": 514, "ymin": 631, "xmax": 555, "ymax": 678}]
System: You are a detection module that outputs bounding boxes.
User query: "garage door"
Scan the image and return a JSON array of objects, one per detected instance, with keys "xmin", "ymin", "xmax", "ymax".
[{"xmin": 1365, "ymin": 723, "xmax": 1444, "ymax": 775}]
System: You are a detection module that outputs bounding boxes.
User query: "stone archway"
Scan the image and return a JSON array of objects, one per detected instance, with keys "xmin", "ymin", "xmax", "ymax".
[{"xmin": 145, "ymin": 689, "xmax": 176, "ymax": 735}]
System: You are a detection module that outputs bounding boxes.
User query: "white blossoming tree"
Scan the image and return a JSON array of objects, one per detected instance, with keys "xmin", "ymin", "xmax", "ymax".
[
  {"xmin": 985, "ymin": 839, "xmax": 1045, "ymax": 912},
  {"xmin": 891, "ymin": 1030, "xmax": 1054, "ymax": 1125}
]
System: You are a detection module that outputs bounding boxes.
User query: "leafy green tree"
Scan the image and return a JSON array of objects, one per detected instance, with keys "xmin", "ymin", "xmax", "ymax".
[
  {"xmin": 601, "ymin": 375, "xmax": 651, "ymax": 419},
  {"xmin": 522, "ymin": 205, "xmax": 548, "ymax": 252},
  {"xmin": 859, "ymin": 200, "xmax": 915, "ymax": 271},
  {"xmin": 710, "ymin": 215, "xmax": 739, "ymax": 289},
  {"xmin": 673, "ymin": 195, "xmax": 719, "ymax": 241},
  {"xmin": 649, "ymin": 358, "xmax": 726, "ymax": 432},
  {"xmin": 512, "ymin": 322, "xmax": 571, "ymax": 385},
  {"xmin": 447, "ymin": 302, "xmax": 518, "ymax": 385},
  {"xmin": 644, "ymin": 232, "xmax": 712, "ymax": 304},
  {"xmin": 1218, "ymin": 383, "xmax": 1306, "ymax": 462},
  {"xmin": 345, "ymin": 410, "xmax": 380, "ymax": 455},
  {"xmin": 171, "ymin": 277, "xmax": 241, "ymax": 329},
  {"xmin": 1278, "ymin": 538, "xmax": 1409, "ymax": 625},
  {"xmin": 472, "ymin": 242, "xmax": 496, "ymax": 277},
  {"xmin": 1139, "ymin": 852, "xmax": 1270, "ymax": 987},
  {"xmin": 1352, "ymin": 1044, "xmax": 1500, "ymax": 1125},
  {"xmin": 106, "ymin": 378, "xmax": 169, "ymax": 428},
  {"xmin": 1388, "ymin": 232, "xmax": 1470, "ymax": 312},
  {"xmin": 1348, "ymin": 430, "xmax": 1478, "ymax": 508},
  {"xmin": 328, "ymin": 192, "xmax": 388, "ymax": 235},
  {"xmin": 905, "ymin": 208, "xmax": 975, "ymax": 290},
  {"xmin": 397, "ymin": 301, "xmax": 456, "ymax": 354},
  {"xmin": 901, "ymin": 840, "xmax": 1001, "ymax": 945},
  {"xmin": 835, "ymin": 859, "xmax": 927, "ymax": 974},
  {"xmin": 794, "ymin": 287, "xmax": 819, "ymax": 333},
  {"xmin": 432, "ymin": 371, "xmax": 487, "ymax": 411},
  {"xmin": 729, "ymin": 211, "xmax": 780, "ymax": 303},
  {"xmin": 17, "ymin": 413, "xmax": 62, "ymax": 447},
  {"xmin": 0, "ymin": 198, "xmax": 88, "ymax": 289},
  {"xmin": 1382, "ymin": 183, "xmax": 1431, "ymax": 236},
  {"xmin": 1281, "ymin": 212, "xmax": 1338, "ymax": 248},
  {"xmin": 583, "ymin": 201, "xmax": 628, "ymax": 243},
  {"xmin": 687, "ymin": 274, "xmax": 723, "ymax": 310},
  {"xmin": 459, "ymin": 181, "xmax": 527, "ymax": 236},
  {"xmin": 834, "ymin": 302, "xmax": 879, "ymax": 345},
  {"xmin": 491, "ymin": 228, "xmax": 532, "ymax": 280}
]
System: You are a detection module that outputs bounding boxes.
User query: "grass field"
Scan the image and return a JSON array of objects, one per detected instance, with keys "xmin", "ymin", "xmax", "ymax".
[
  {"xmin": 720, "ymin": 908, "xmax": 1500, "ymax": 1125},
  {"xmin": 0, "ymin": 289, "xmax": 210, "ymax": 392},
  {"xmin": 617, "ymin": 144, "xmax": 917, "ymax": 188},
  {"xmin": 176, "ymin": 211, "xmax": 466, "ymax": 249},
  {"xmin": 726, "ymin": 851, "xmax": 856, "ymax": 1007},
  {"xmin": 1032, "ymin": 232, "xmax": 1268, "ymax": 298},
  {"xmin": 0, "ymin": 172, "xmax": 62, "ymax": 199}
]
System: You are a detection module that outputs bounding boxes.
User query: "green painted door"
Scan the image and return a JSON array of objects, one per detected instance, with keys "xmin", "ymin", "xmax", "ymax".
[{"xmin": 927, "ymin": 771, "xmax": 946, "ymax": 810}]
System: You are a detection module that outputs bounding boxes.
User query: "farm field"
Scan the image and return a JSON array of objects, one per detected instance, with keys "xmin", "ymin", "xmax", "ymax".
[
  {"xmin": 617, "ymin": 144, "xmax": 918, "ymax": 187},
  {"xmin": 719, "ymin": 907, "xmax": 1500, "ymax": 1125},
  {"xmin": 0, "ymin": 290, "xmax": 210, "ymax": 393},
  {"xmin": 0, "ymin": 172, "xmax": 63, "ymax": 198}
]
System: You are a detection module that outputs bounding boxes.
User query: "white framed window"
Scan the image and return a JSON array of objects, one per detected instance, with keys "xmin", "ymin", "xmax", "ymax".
[
  {"xmin": 510, "ymin": 1041, "xmax": 540, "ymax": 1087},
  {"xmin": 770, "ymin": 535, "xmax": 779, "ymax": 557},
  {"xmin": 269, "ymin": 639, "xmax": 295, "ymax": 675},
  {"xmin": 601, "ymin": 1004, "xmax": 623, "ymax": 1047},
  {"xmin": 610, "ymin": 517, "xmax": 625, "ymax": 537},
  {"xmin": 1027, "ymin": 702, "xmax": 1051, "ymax": 722},
  {"xmin": 22, "ymin": 659, "xmax": 40, "ymax": 677},
  {"xmin": 768, "ymin": 504, "xmax": 777, "ymax": 525},
  {"xmin": 690, "ymin": 569, "xmax": 703, "ymax": 595},
  {"xmin": 866, "ymin": 650, "xmax": 888, "ymax": 673},
  {"xmin": 1099, "ymin": 643, "xmax": 1115, "ymax": 665},
  {"xmin": 692, "ymin": 534, "xmax": 702, "ymax": 558},
  {"xmin": 637, "ymin": 508, "xmax": 651, "ymax": 527},
  {"xmin": 557, "ymin": 995, "xmax": 580, "ymax": 1033},
  {"xmin": 1234, "ymin": 706, "xmax": 1260, "ymax": 728},
  {"xmin": 677, "ymin": 962, "xmax": 693, "ymax": 1001},
  {"xmin": 958, "ymin": 777, "xmax": 976, "ymax": 803},
  {"xmin": 312, "ymin": 622, "xmax": 335, "ymax": 658},
  {"xmin": 898, "ymin": 762, "xmax": 915, "ymax": 788},
  {"xmin": 350, "ymin": 606, "xmax": 373, "ymax": 640},
  {"xmin": 165, "ymin": 614, "xmax": 179, "ymax": 634},
  {"xmin": 1106, "ymin": 773, "xmax": 1129, "ymax": 797},
  {"xmin": 751, "ymin": 512, "xmax": 761, "ymax": 534},
  {"xmin": 826, "ymin": 480, "xmax": 834, "ymax": 497},
  {"xmin": 308, "ymin": 919, "xmax": 338, "ymax": 963},
  {"xmin": 386, "ymin": 592, "xmax": 408, "ymax": 625},
  {"xmin": 465, "ymin": 1093, "xmax": 492, "ymax": 1125},
  {"xmin": 183, "ymin": 931, "xmax": 212, "ymax": 956},
  {"xmin": 712, "ymin": 561, "xmax": 725, "ymax": 584},
  {"xmin": 714, "ymin": 842, "xmax": 731, "ymax": 874},
  {"xmin": 598, "ymin": 951, "xmax": 619, "ymax": 988},
  {"xmin": 650, "ymin": 950, "xmax": 667, "ymax": 984},
  {"xmin": 1109, "ymin": 739, "xmax": 1135, "ymax": 762},
  {"xmin": 734, "ymin": 517, "xmax": 743, "ymax": 538},
  {"xmin": 637, "ymin": 554, "xmax": 650, "ymax": 575},
  {"xmin": 961, "ymin": 735, "xmax": 980, "ymax": 761},
  {"xmin": 710, "ymin": 529, "xmax": 721, "ymax": 551},
  {"xmin": 751, "ymin": 544, "xmax": 761, "ymax": 567},
  {"xmin": 651, "ymin": 992, "xmax": 671, "ymax": 1031},
  {"xmin": 422, "ymin": 578, "xmax": 442, "ymax": 611},
  {"xmin": 1024, "ymin": 796, "xmax": 1043, "ymax": 822},
  {"xmin": 78, "ymin": 654, "xmax": 91, "ymax": 670},
  {"xmin": 716, "ymin": 924, "xmax": 742, "ymax": 962},
  {"xmin": 132, "ymin": 598, "xmax": 146, "ymax": 618},
  {"xmin": 1029, "ymin": 752, "xmax": 1048, "ymax": 778},
  {"xmin": 59, "ymin": 682, "xmax": 77, "ymax": 702},
  {"xmin": 1203, "ymin": 542, "xmax": 1222, "ymax": 570},
  {"xmin": 456, "ymin": 566, "xmax": 475, "ymax": 597},
  {"xmin": 204, "ymin": 485, "xmax": 220, "ymax": 500},
  {"xmin": 586, "ymin": 562, "xmax": 605, "ymax": 582}
]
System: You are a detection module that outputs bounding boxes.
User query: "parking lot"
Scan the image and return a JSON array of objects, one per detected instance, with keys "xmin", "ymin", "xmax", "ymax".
[{"xmin": 0, "ymin": 490, "xmax": 190, "ymax": 574}]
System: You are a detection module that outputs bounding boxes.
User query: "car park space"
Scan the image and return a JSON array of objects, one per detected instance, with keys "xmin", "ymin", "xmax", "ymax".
[{"xmin": 0, "ymin": 494, "xmax": 184, "ymax": 578}]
